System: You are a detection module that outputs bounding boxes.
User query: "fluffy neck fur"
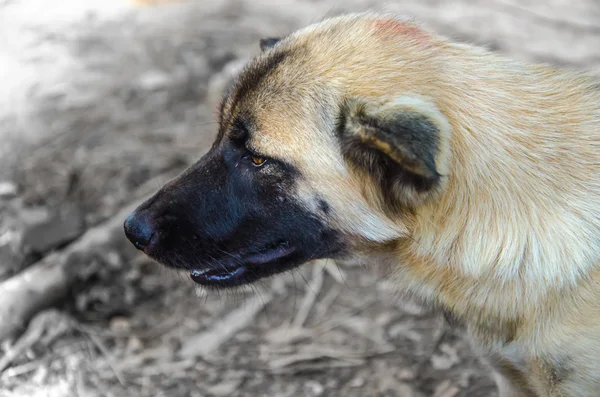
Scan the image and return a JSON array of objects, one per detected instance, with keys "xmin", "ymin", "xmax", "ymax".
[{"xmin": 406, "ymin": 43, "xmax": 600, "ymax": 319}]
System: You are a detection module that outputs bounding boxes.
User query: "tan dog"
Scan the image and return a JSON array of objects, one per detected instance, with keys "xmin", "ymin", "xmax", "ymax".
[{"xmin": 124, "ymin": 12, "xmax": 600, "ymax": 396}]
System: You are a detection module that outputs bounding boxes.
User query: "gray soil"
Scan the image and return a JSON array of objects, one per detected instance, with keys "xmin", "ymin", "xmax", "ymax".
[{"xmin": 1, "ymin": 0, "xmax": 599, "ymax": 396}]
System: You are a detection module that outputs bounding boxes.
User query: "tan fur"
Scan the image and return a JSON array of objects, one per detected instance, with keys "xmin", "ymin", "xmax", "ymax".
[{"xmin": 221, "ymin": 12, "xmax": 600, "ymax": 396}]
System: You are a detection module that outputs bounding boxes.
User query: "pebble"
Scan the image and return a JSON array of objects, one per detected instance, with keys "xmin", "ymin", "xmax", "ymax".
[
  {"xmin": 126, "ymin": 336, "xmax": 143, "ymax": 353},
  {"xmin": 397, "ymin": 368, "xmax": 416, "ymax": 381},
  {"xmin": 136, "ymin": 70, "xmax": 172, "ymax": 91},
  {"xmin": 22, "ymin": 207, "xmax": 84, "ymax": 254},
  {"xmin": 109, "ymin": 316, "xmax": 131, "ymax": 333},
  {"xmin": 0, "ymin": 182, "xmax": 17, "ymax": 199},
  {"xmin": 303, "ymin": 381, "xmax": 324, "ymax": 397}
]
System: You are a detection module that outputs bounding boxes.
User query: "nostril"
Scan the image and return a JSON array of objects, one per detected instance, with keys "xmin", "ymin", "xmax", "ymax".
[
  {"xmin": 134, "ymin": 238, "xmax": 147, "ymax": 250},
  {"xmin": 124, "ymin": 211, "xmax": 155, "ymax": 251}
]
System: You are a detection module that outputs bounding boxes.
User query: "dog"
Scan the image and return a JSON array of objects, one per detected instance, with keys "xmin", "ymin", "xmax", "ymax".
[{"xmin": 124, "ymin": 12, "xmax": 600, "ymax": 396}]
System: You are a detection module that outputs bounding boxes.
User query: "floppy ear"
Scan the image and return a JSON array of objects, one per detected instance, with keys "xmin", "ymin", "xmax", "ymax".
[
  {"xmin": 259, "ymin": 37, "xmax": 281, "ymax": 51},
  {"xmin": 338, "ymin": 96, "xmax": 451, "ymax": 208}
]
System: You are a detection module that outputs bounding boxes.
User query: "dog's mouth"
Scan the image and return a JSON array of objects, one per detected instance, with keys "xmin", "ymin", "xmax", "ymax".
[{"xmin": 189, "ymin": 241, "xmax": 298, "ymax": 287}]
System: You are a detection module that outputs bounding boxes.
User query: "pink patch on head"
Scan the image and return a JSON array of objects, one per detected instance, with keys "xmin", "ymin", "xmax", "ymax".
[{"xmin": 373, "ymin": 19, "xmax": 430, "ymax": 45}]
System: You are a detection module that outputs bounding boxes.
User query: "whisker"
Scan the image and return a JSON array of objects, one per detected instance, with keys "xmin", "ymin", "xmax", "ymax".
[
  {"xmin": 215, "ymin": 248, "xmax": 245, "ymax": 265},
  {"xmin": 291, "ymin": 270, "xmax": 298, "ymax": 326},
  {"xmin": 206, "ymin": 252, "xmax": 233, "ymax": 277},
  {"xmin": 305, "ymin": 237, "xmax": 329, "ymax": 263},
  {"xmin": 334, "ymin": 260, "xmax": 352, "ymax": 290},
  {"xmin": 215, "ymin": 247, "xmax": 265, "ymax": 285},
  {"xmin": 297, "ymin": 269, "xmax": 317, "ymax": 298}
]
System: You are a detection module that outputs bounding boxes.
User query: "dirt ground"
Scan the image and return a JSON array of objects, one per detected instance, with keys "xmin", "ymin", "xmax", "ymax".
[{"xmin": 1, "ymin": 1, "xmax": 600, "ymax": 396}]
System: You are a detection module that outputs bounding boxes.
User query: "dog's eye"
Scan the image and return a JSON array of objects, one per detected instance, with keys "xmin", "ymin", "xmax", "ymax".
[{"xmin": 251, "ymin": 155, "xmax": 267, "ymax": 166}]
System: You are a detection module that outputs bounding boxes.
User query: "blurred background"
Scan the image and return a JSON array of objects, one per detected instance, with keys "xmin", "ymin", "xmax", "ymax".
[{"xmin": 0, "ymin": 0, "xmax": 599, "ymax": 396}]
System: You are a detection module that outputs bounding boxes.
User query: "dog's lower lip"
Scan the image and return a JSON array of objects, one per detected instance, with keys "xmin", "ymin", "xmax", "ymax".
[
  {"xmin": 190, "ymin": 265, "xmax": 246, "ymax": 284},
  {"xmin": 189, "ymin": 244, "xmax": 296, "ymax": 286}
]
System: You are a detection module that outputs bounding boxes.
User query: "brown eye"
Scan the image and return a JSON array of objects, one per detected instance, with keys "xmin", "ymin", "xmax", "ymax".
[{"xmin": 251, "ymin": 155, "xmax": 266, "ymax": 166}]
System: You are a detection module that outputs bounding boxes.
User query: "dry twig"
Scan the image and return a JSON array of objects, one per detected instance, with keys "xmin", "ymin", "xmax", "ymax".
[
  {"xmin": 0, "ymin": 309, "xmax": 71, "ymax": 372},
  {"xmin": 0, "ymin": 170, "xmax": 181, "ymax": 342},
  {"xmin": 292, "ymin": 262, "xmax": 324, "ymax": 328},
  {"xmin": 180, "ymin": 293, "xmax": 273, "ymax": 358}
]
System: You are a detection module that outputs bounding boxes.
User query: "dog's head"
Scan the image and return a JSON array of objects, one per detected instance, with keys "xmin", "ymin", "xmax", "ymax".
[{"xmin": 124, "ymin": 13, "xmax": 452, "ymax": 288}]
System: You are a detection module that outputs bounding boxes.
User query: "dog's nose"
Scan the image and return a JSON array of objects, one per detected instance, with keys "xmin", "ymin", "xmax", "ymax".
[{"xmin": 124, "ymin": 211, "xmax": 154, "ymax": 250}]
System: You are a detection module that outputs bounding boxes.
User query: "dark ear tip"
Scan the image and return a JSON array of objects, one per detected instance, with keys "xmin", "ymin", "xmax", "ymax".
[{"xmin": 259, "ymin": 37, "xmax": 281, "ymax": 51}]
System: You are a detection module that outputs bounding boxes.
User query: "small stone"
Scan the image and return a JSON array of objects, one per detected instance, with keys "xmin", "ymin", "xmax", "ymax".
[
  {"xmin": 0, "ymin": 182, "xmax": 17, "ymax": 199},
  {"xmin": 349, "ymin": 377, "xmax": 365, "ymax": 388},
  {"xmin": 18, "ymin": 205, "xmax": 50, "ymax": 225},
  {"xmin": 105, "ymin": 251, "xmax": 122, "ymax": 270},
  {"xmin": 397, "ymin": 368, "xmax": 416, "ymax": 381},
  {"xmin": 303, "ymin": 381, "xmax": 324, "ymax": 397},
  {"xmin": 124, "ymin": 267, "xmax": 141, "ymax": 282},
  {"xmin": 109, "ymin": 316, "xmax": 131, "ymax": 333},
  {"xmin": 126, "ymin": 336, "xmax": 143, "ymax": 353},
  {"xmin": 136, "ymin": 70, "xmax": 172, "ymax": 91}
]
